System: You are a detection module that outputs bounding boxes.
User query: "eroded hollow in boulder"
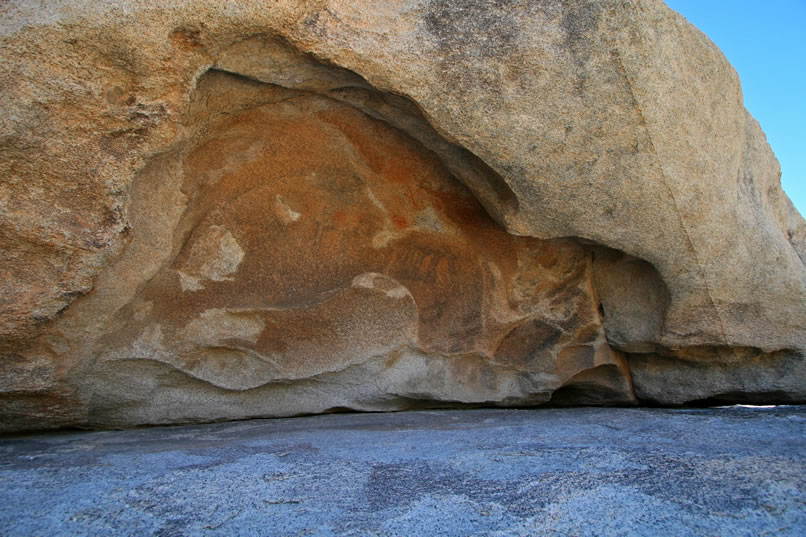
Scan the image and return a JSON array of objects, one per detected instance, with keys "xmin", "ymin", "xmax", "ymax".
[
  {"xmin": 81, "ymin": 66, "xmax": 639, "ymax": 426},
  {"xmin": 69, "ymin": 40, "xmax": 804, "ymax": 429}
]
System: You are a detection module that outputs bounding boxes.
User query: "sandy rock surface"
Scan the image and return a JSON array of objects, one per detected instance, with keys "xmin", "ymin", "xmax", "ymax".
[{"xmin": 1, "ymin": 407, "xmax": 805, "ymax": 536}]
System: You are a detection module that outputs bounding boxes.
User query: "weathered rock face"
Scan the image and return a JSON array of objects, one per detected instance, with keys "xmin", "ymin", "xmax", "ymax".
[
  {"xmin": 0, "ymin": 0, "xmax": 804, "ymax": 431},
  {"xmin": 71, "ymin": 71, "xmax": 637, "ymax": 427}
]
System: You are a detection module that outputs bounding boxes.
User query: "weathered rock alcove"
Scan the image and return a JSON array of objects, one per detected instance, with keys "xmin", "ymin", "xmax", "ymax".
[{"xmin": 80, "ymin": 42, "xmax": 642, "ymax": 427}]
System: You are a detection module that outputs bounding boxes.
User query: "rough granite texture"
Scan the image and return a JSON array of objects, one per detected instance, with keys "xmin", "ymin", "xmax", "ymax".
[
  {"xmin": 1, "ymin": 407, "xmax": 805, "ymax": 536},
  {"xmin": 0, "ymin": 0, "xmax": 804, "ymax": 431}
]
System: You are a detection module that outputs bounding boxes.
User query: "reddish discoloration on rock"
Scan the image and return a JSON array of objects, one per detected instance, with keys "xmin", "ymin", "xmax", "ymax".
[
  {"xmin": 0, "ymin": 70, "xmax": 636, "ymax": 431},
  {"xmin": 83, "ymin": 73, "xmax": 628, "ymax": 420}
]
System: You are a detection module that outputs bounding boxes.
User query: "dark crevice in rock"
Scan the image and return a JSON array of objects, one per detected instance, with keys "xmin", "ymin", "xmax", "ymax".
[
  {"xmin": 588, "ymin": 244, "xmax": 671, "ymax": 353},
  {"xmin": 626, "ymin": 347, "xmax": 806, "ymax": 406},
  {"xmin": 682, "ymin": 391, "xmax": 801, "ymax": 407},
  {"xmin": 547, "ymin": 363, "xmax": 638, "ymax": 407}
]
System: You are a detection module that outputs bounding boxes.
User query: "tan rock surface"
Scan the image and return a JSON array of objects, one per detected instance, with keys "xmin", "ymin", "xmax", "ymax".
[{"xmin": 0, "ymin": 0, "xmax": 803, "ymax": 431}]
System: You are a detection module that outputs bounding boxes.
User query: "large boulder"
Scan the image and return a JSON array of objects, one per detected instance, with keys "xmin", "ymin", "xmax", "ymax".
[{"xmin": 1, "ymin": 0, "xmax": 803, "ymax": 431}]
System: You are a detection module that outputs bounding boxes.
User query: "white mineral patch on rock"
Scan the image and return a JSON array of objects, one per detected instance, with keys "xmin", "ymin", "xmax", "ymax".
[
  {"xmin": 181, "ymin": 309, "xmax": 265, "ymax": 347},
  {"xmin": 274, "ymin": 194, "xmax": 301, "ymax": 224},
  {"xmin": 351, "ymin": 272, "xmax": 412, "ymax": 300},
  {"xmin": 176, "ymin": 226, "xmax": 244, "ymax": 291}
]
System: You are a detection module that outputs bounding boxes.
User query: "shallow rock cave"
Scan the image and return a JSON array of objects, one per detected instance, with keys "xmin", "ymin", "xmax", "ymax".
[{"xmin": 72, "ymin": 39, "xmax": 646, "ymax": 427}]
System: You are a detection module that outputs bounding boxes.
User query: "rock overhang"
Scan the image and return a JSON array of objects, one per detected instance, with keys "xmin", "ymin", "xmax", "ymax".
[{"xmin": 0, "ymin": 0, "xmax": 804, "ymax": 432}]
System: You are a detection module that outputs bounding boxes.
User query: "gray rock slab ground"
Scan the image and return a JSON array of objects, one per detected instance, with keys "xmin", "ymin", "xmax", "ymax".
[{"xmin": 1, "ymin": 407, "xmax": 804, "ymax": 537}]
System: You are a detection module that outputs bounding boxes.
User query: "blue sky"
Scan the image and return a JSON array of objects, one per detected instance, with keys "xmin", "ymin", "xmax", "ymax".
[{"xmin": 665, "ymin": 0, "xmax": 805, "ymax": 217}]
